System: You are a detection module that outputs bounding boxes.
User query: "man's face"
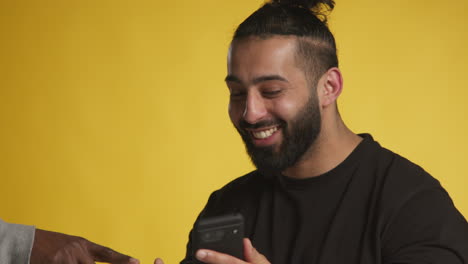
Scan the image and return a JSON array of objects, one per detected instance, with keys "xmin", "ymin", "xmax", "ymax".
[{"xmin": 226, "ymin": 36, "xmax": 322, "ymax": 173}]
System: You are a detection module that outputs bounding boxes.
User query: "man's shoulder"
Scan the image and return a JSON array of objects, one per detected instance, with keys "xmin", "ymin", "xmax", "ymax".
[
  {"xmin": 215, "ymin": 170, "xmax": 268, "ymax": 196},
  {"xmin": 199, "ymin": 170, "xmax": 268, "ymax": 218},
  {"xmin": 377, "ymin": 143, "xmax": 440, "ymax": 189},
  {"xmin": 360, "ymin": 134, "xmax": 439, "ymax": 188},
  {"xmin": 364, "ymin": 137, "xmax": 448, "ymax": 214}
]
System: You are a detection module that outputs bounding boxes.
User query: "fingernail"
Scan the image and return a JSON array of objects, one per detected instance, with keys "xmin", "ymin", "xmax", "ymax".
[
  {"xmin": 196, "ymin": 250, "xmax": 207, "ymax": 260},
  {"xmin": 129, "ymin": 258, "xmax": 140, "ymax": 264}
]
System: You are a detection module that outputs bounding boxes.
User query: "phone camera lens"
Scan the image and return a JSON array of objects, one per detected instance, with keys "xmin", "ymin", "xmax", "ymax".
[{"xmin": 203, "ymin": 233, "xmax": 212, "ymax": 240}]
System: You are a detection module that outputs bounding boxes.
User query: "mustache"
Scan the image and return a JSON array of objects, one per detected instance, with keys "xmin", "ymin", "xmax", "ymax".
[{"xmin": 239, "ymin": 119, "xmax": 285, "ymax": 130}]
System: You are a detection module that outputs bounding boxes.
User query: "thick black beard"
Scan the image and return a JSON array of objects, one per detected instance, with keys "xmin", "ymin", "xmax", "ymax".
[{"xmin": 237, "ymin": 94, "xmax": 321, "ymax": 176}]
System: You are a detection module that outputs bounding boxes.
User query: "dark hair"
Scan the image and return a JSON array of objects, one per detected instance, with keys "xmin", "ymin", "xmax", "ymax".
[{"xmin": 233, "ymin": 0, "xmax": 338, "ymax": 85}]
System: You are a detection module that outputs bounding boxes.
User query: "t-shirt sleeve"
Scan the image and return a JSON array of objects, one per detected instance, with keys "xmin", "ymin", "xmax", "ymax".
[
  {"xmin": 0, "ymin": 218, "xmax": 35, "ymax": 264},
  {"xmin": 382, "ymin": 187, "xmax": 468, "ymax": 264}
]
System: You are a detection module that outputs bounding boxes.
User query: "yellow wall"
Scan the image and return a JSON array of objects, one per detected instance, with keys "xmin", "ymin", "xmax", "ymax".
[{"xmin": 1, "ymin": 0, "xmax": 467, "ymax": 263}]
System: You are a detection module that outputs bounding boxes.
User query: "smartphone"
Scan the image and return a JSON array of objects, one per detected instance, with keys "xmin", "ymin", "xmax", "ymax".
[{"xmin": 192, "ymin": 213, "xmax": 244, "ymax": 262}]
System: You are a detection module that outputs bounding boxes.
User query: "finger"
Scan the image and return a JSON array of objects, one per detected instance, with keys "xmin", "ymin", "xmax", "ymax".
[
  {"xmin": 196, "ymin": 249, "xmax": 245, "ymax": 264},
  {"xmin": 79, "ymin": 254, "xmax": 96, "ymax": 264},
  {"xmin": 243, "ymin": 239, "xmax": 270, "ymax": 264},
  {"xmin": 87, "ymin": 240, "xmax": 139, "ymax": 264},
  {"xmin": 154, "ymin": 258, "xmax": 164, "ymax": 264},
  {"xmin": 79, "ymin": 245, "xmax": 98, "ymax": 264}
]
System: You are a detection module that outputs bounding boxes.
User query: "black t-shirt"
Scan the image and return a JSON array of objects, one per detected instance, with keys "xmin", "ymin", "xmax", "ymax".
[{"xmin": 182, "ymin": 134, "xmax": 468, "ymax": 264}]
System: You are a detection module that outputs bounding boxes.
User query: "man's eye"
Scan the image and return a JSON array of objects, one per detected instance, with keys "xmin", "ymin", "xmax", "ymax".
[{"xmin": 263, "ymin": 90, "xmax": 281, "ymax": 97}]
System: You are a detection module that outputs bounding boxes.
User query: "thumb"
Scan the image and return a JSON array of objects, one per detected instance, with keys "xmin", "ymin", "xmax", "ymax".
[
  {"xmin": 154, "ymin": 258, "xmax": 165, "ymax": 264},
  {"xmin": 243, "ymin": 238, "xmax": 270, "ymax": 264}
]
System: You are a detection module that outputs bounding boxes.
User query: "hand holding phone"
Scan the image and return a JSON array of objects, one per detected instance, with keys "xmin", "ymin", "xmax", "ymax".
[{"xmin": 192, "ymin": 238, "xmax": 271, "ymax": 264}]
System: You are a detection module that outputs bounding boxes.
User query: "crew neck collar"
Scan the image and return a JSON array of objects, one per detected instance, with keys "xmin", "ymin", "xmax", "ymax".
[{"xmin": 277, "ymin": 133, "xmax": 375, "ymax": 189}]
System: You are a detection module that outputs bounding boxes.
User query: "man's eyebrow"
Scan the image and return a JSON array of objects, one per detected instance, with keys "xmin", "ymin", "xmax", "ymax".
[
  {"xmin": 224, "ymin": 74, "xmax": 289, "ymax": 84},
  {"xmin": 252, "ymin": 75, "xmax": 288, "ymax": 84},
  {"xmin": 225, "ymin": 75, "xmax": 241, "ymax": 83}
]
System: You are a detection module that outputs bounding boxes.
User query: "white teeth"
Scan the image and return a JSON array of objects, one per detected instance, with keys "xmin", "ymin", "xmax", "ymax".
[{"xmin": 252, "ymin": 127, "xmax": 278, "ymax": 139}]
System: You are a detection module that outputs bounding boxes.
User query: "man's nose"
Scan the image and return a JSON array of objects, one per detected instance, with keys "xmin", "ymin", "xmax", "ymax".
[{"xmin": 243, "ymin": 92, "xmax": 267, "ymax": 124}]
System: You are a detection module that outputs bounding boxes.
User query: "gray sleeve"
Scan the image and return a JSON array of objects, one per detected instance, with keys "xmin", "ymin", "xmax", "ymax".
[{"xmin": 0, "ymin": 218, "xmax": 35, "ymax": 264}]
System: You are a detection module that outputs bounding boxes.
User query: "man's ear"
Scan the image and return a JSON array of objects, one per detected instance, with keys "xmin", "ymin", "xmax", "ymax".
[{"xmin": 318, "ymin": 67, "xmax": 343, "ymax": 107}]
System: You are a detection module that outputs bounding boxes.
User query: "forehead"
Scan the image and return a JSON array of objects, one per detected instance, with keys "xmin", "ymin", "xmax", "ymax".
[{"xmin": 227, "ymin": 36, "xmax": 304, "ymax": 81}]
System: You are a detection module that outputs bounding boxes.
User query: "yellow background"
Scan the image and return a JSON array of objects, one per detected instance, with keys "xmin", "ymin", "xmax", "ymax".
[{"xmin": 1, "ymin": 0, "xmax": 467, "ymax": 263}]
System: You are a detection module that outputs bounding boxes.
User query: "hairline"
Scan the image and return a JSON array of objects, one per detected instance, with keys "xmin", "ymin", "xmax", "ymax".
[{"xmin": 230, "ymin": 34, "xmax": 332, "ymax": 89}]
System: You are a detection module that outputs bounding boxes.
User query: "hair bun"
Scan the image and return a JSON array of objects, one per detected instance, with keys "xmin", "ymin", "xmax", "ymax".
[{"xmin": 271, "ymin": 0, "xmax": 335, "ymax": 11}]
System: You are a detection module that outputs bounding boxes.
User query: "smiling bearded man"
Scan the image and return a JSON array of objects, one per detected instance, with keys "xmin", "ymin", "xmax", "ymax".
[{"xmin": 154, "ymin": 0, "xmax": 468, "ymax": 264}]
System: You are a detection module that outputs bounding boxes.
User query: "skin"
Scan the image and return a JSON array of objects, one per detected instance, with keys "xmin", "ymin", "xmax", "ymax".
[
  {"xmin": 227, "ymin": 36, "xmax": 361, "ymax": 180},
  {"xmin": 154, "ymin": 239, "xmax": 268, "ymax": 264},
  {"xmin": 226, "ymin": 36, "xmax": 310, "ymax": 154},
  {"xmin": 31, "ymin": 229, "xmax": 139, "ymax": 264},
  {"xmin": 155, "ymin": 35, "xmax": 362, "ymax": 264}
]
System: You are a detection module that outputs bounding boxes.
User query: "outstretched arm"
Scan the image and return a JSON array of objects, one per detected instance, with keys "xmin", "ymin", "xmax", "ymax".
[{"xmin": 30, "ymin": 229, "xmax": 139, "ymax": 264}]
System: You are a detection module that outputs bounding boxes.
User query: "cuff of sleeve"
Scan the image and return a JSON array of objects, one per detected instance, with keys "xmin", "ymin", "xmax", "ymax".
[{"xmin": 0, "ymin": 219, "xmax": 36, "ymax": 264}]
